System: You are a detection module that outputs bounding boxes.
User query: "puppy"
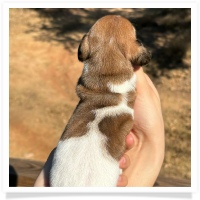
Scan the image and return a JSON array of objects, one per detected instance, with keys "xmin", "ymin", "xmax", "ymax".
[{"xmin": 50, "ymin": 15, "xmax": 151, "ymax": 187}]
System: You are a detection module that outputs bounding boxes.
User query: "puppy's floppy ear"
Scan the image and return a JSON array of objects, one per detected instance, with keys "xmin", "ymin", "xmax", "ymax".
[
  {"xmin": 78, "ymin": 34, "xmax": 90, "ymax": 62},
  {"xmin": 131, "ymin": 46, "xmax": 152, "ymax": 66}
]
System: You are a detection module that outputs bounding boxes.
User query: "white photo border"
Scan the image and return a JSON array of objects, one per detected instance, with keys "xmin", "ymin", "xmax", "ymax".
[{"xmin": 1, "ymin": 0, "xmax": 198, "ymax": 196}]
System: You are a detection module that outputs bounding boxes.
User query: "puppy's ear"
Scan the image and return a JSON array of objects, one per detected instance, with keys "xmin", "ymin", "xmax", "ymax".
[
  {"xmin": 131, "ymin": 46, "xmax": 151, "ymax": 66},
  {"xmin": 78, "ymin": 34, "xmax": 90, "ymax": 62}
]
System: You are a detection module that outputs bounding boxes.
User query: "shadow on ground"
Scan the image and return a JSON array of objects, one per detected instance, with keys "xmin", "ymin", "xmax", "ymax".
[{"xmin": 27, "ymin": 8, "xmax": 191, "ymax": 77}]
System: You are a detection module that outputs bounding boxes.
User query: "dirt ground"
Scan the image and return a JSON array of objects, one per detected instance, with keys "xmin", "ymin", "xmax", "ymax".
[{"xmin": 9, "ymin": 8, "xmax": 191, "ymax": 180}]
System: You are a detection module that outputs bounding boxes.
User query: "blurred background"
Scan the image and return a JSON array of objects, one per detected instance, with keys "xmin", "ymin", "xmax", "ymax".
[{"xmin": 9, "ymin": 8, "xmax": 191, "ymax": 181}]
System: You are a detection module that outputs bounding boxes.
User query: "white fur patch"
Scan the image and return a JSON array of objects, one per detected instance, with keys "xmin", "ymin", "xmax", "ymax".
[
  {"xmin": 107, "ymin": 73, "xmax": 136, "ymax": 94},
  {"xmin": 94, "ymin": 102, "xmax": 134, "ymax": 122},
  {"xmin": 83, "ymin": 63, "xmax": 89, "ymax": 73},
  {"xmin": 50, "ymin": 74, "xmax": 136, "ymax": 187},
  {"xmin": 50, "ymin": 131, "xmax": 120, "ymax": 187}
]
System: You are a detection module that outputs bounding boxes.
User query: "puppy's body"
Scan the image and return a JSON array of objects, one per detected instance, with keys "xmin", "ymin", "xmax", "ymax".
[{"xmin": 50, "ymin": 15, "xmax": 151, "ymax": 187}]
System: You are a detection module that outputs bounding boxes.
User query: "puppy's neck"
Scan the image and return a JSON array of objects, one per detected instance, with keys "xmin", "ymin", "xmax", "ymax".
[
  {"xmin": 79, "ymin": 60, "xmax": 134, "ymax": 93},
  {"xmin": 88, "ymin": 46, "xmax": 132, "ymax": 76}
]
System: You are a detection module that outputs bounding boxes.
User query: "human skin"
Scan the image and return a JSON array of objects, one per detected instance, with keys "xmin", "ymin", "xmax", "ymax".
[
  {"xmin": 34, "ymin": 67, "xmax": 165, "ymax": 187},
  {"xmin": 117, "ymin": 67, "xmax": 165, "ymax": 186}
]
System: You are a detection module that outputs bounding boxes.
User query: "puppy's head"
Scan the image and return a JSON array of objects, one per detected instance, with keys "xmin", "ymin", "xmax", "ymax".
[{"xmin": 78, "ymin": 15, "xmax": 151, "ymax": 67}]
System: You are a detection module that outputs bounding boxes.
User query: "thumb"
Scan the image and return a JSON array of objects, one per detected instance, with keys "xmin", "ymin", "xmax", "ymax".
[
  {"xmin": 134, "ymin": 67, "xmax": 151, "ymax": 96},
  {"xmin": 135, "ymin": 67, "xmax": 160, "ymax": 102}
]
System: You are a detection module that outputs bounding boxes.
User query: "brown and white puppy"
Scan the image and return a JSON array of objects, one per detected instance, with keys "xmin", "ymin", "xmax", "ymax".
[{"xmin": 50, "ymin": 15, "xmax": 151, "ymax": 187}]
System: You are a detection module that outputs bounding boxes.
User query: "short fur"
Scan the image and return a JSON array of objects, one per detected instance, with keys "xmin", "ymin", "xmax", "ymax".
[{"xmin": 50, "ymin": 15, "xmax": 151, "ymax": 187}]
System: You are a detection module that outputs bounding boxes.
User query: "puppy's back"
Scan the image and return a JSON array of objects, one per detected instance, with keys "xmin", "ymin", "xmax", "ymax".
[{"xmin": 50, "ymin": 15, "xmax": 151, "ymax": 187}]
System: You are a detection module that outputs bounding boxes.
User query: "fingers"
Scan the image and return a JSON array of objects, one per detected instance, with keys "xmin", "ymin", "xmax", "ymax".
[
  {"xmin": 125, "ymin": 132, "xmax": 135, "ymax": 149},
  {"xmin": 117, "ymin": 67, "xmax": 164, "ymax": 187},
  {"xmin": 119, "ymin": 154, "xmax": 130, "ymax": 169},
  {"xmin": 135, "ymin": 67, "xmax": 160, "ymax": 102},
  {"xmin": 117, "ymin": 175, "xmax": 128, "ymax": 187},
  {"xmin": 134, "ymin": 67, "xmax": 148, "ymax": 91},
  {"xmin": 118, "ymin": 132, "xmax": 137, "ymax": 186},
  {"xmin": 134, "ymin": 67, "xmax": 158, "ymax": 96},
  {"xmin": 125, "ymin": 130, "xmax": 142, "ymax": 148},
  {"xmin": 34, "ymin": 148, "xmax": 56, "ymax": 187},
  {"xmin": 134, "ymin": 67, "xmax": 163, "ymax": 123},
  {"xmin": 119, "ymin": 132, "xmax": 136, "ymax": 169}
]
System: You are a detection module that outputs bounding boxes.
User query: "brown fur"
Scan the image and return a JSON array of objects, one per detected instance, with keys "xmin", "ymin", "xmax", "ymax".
[
  {"xmin": 60, "ymin": 15, "xmax": 151, "ymax": 160},
  {"xmin": 98, "ymin": 114, "xmax": 134, "ymax": 160},
  {"xmin": 61, "ymin": 91, "xmax": 122, "ymax": 140}
]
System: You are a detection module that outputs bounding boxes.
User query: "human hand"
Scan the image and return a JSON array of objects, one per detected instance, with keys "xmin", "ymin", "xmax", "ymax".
[
  {"xmin": 34, "ymin": 148, "xmax": 55, "ymax": 187},
  {"xmin": 34, "ymin": 67, "xmax": 164, "ymax": 187},
  {"xmin": 117, "ymin": 67, "xmax": 165, "ymax": 187}
]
